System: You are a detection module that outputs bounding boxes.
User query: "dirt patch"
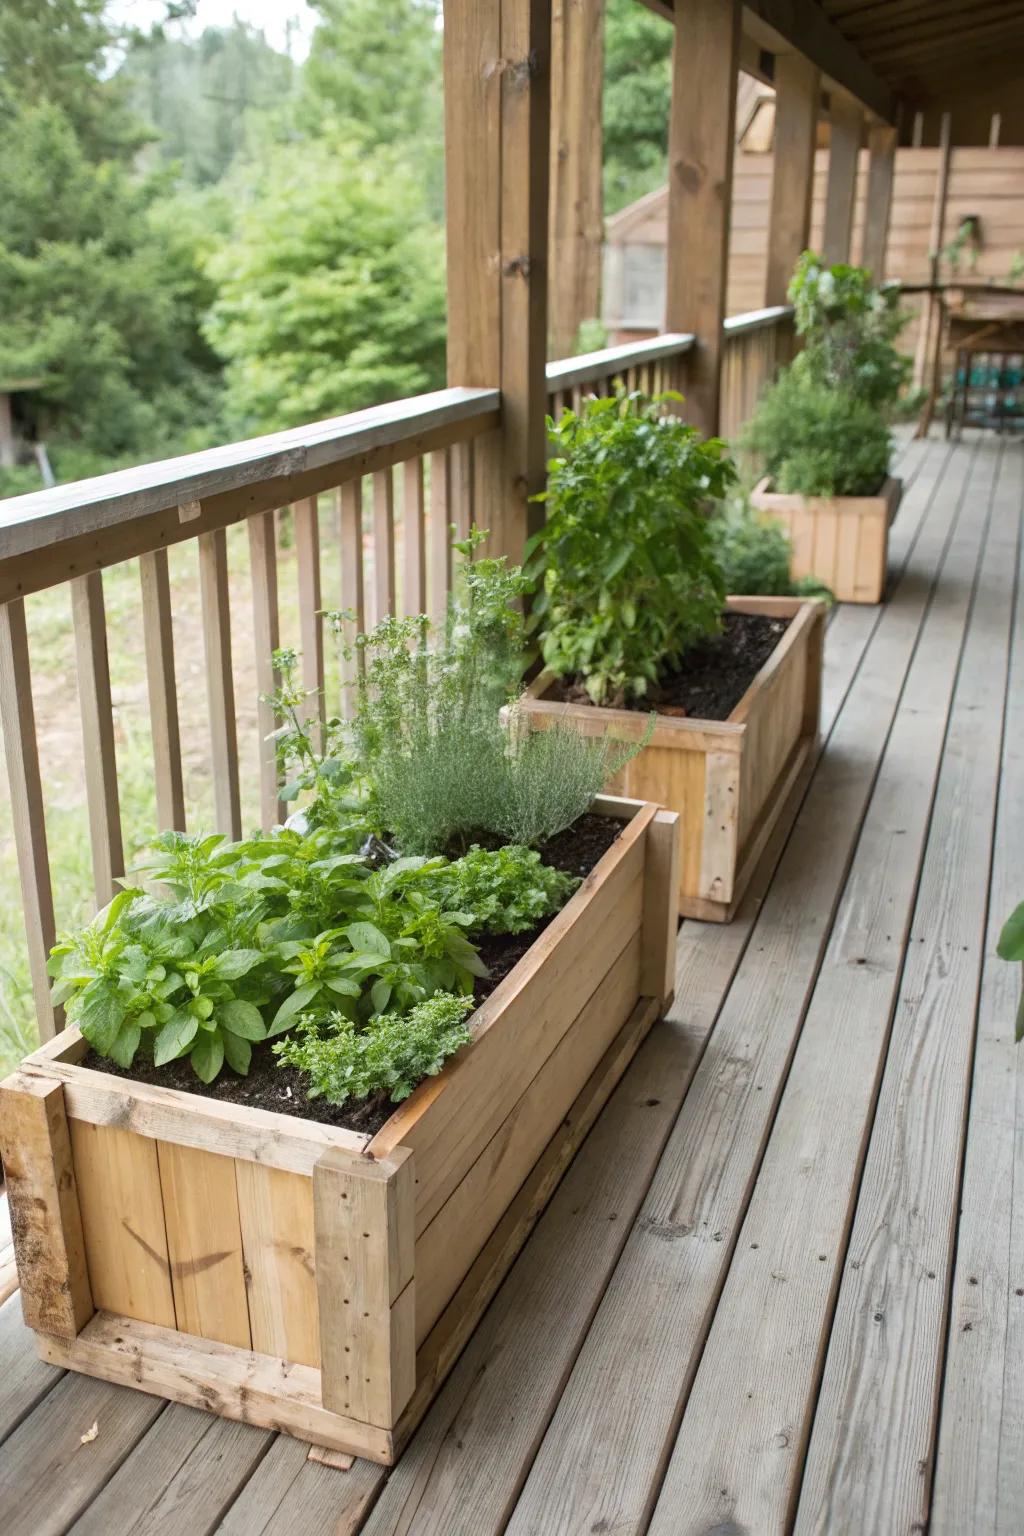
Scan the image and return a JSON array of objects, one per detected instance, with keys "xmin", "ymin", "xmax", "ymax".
[
  {"xmin": 82, "ymin": 810, "xmax": 624, "ymax": 1136},
  {"xmin": 548, "ymin": 611, "xmax": 790, "ymax": 723}
]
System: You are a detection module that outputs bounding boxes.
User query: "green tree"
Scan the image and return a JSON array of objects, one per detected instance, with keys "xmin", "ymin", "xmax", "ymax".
[
  {"xmin": 0, "ymin": 0, "xmax": 224, "ymax": 493},
  {"xmin": 204, "ymin": 135, "xmax": 446, "ymax": 434},
  {"xmin": 120, "ymin": 22, "xmax": 297, "ymax": 187},
  {"xmin": 603, "ymin": 0, "xmax": 672, "ymax": 214}
]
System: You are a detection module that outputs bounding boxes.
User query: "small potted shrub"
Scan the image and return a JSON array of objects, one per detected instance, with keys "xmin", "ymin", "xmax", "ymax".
[
  {"xmin": 748, "ymin": 252, "xmax": 909, "ymax": 604},
  {"xmin": 0, "ymin": 538, "xmax": 678, "ymax": 1463},
  {"xmin": 519, "ymin": 392, "xmax": 825, "ymax": 922}
]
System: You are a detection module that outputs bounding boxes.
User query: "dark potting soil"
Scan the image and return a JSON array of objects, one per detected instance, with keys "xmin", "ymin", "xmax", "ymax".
[
  {"xmin": 81, "ymin": 812, "xmax": 623, "ymax": 1138},
  {"xmin": 550, "ymin": 611, "xmax": 790, "ymax": 723}
]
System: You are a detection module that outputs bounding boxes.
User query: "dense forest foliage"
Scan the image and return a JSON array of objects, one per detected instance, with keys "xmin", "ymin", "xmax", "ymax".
[{"xmin": 0, "ymin": 0, "xmax": 670, "ymax": 496}]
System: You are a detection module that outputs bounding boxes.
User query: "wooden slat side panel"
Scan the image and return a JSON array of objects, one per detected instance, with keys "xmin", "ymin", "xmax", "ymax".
[
  {"xmin": 0, "ymin": 1074, "xmax": 92, "ymax": 1338},
  {"xmin": 414, "ymin": 928, "xmax": 643, "ymax": 1343},
  {"xmin": 0, "ymin": 599, "xmax": 57, "ymax": 1039},
  {"xmin": 235, "ymin": 1161, "xmax": 319, "ymax": 1368},
  {"xmin": 736, "ymin": 630, "xmax": 808, "ymax": 852},
  {"xmin": 610, "ymin": 741, "xmax": 707, "ymax": 908},
  {"xmin": 69, "ymin": 1120, "xmax": 175, "ymax": 1328},
  {"xmin": 370, "ymin": 815, "xmax": 651, "ymax": 1233},
  {"xmin": 156, "ymin": 1140, "xmax": 251, "ymax": 1350},
  {"xmin": 71, "ymin": 571, "xmax": 124, "ymax": 906},
  {"xmin": 138, "ymin": 549, "xmax": 186, "ymax": 832}
]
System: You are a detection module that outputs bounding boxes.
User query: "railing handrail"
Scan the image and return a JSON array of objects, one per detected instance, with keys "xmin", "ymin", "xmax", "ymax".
[
  {"xmin": 545, "ymin": 332, "xmax": 695, "ymax": 392},
  {"xmin": 722, "ymin": 305, "xmax": 794, "ymax": 337},
  {"xmin": 0, "ymin": 386, "xmax": 500, "ymax": 559}
]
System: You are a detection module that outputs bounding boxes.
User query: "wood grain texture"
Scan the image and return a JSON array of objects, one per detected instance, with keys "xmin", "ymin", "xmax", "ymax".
[
  {"xmin": 235, "ymin": 1160, "xmax": 318, "ymax": 1369},
  {"xmin": 337, "ymin": 479, "xmax": 364, "ymax": 721},
  {"xmin": 0, "ymin": 1075, "xmax": 92, "ymax": 1340},
  {"xmin": 402, "ymin": 457, "xmax": 426, "ymax": 618},
  {"xmin": 198, "ymin": 529, "xmax": 241, "ymax": 840},
  {"xmin": 648, "ymin": 435, "xmax": 1002, "ymax": 1536},
  {"xmin": 796, "ymin": 439, "xmax": 1015, "ymax": 1536},
  {"xmin": 0, "ymin": 1291, "xmax": 63, "ymax": 1446},
  {"xmin": 548, "ymin": 0, "xmax": 604, "ymax": 358},
  {"xmin": 822, "ymin": 94, "xmax": 862, "ymax": 265},
  {"xmin": 314, "ymin": 1148, "xmax": 415, "ymax": 1429},
  {"xmin": 216, "ymin": 1433, "xmax": 385, "ymax": 1536},
  {"xmin": 863, "ymin": 123, "xmax": 898, "ymax": 279},
  {"xmin": 664, "ymin": 0, "xmax": 740, "ymax": 435},
  {"xmin": 294, "ymin": 496, "xmax": 325, "ymax": 735},
  {"xmin": 753, "ymin": 476, "xmax": 902, "ymax": 604},
  {"xmin": 247, "ymin": 511, "xmax": 284, "ymax": 829},
  {"xmin": 156, "ymin": 1141, "xmax": 251, "ymax": 1350},
  {"xmin": 0, "ymin": 599, "xmax": 57, "ymax": 1038},
  {"xmin": 71, "ymin": 571, "xmax": 124, "ymax": 906},
  {"xmin": 138, "ymin": 549, "xmax": 186, "ymax": 832},
  {"xmin": 371, "ymin": 469, "xmax": 395, "ymax": 626},
  {"xmin": 931, "ymin": 451, "xmax": 1024, "ymax": 1534},
  {"xmin": 767, "ymin": 53, "xmax": 820, "ymax": 306},
  {"xmin": 502, "ymin": 437, "xmax": 973, "ymax": 1536},
  {"xmin": 69, "ymin": 1120, "xmax": 175, "ymax": 1329}
]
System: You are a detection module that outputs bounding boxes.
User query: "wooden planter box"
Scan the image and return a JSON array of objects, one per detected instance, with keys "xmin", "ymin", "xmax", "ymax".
[
  {"xmin": 0, "ymin": 796, "xmax": 677, "ymax": 1465},
  {"xmin": 751, "ymin": 475, "xmax": 902, "ymax": 605},
  {"xmin": 519, "ymin": 597, "xmax": 825, "ymax": 923}
]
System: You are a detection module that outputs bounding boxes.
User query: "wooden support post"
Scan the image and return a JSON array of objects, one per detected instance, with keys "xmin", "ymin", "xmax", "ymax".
[
  {"xmin": 861, "ymin": 123, "xmax": 897, "ymax": 279},
  {"xmin": 913, "ymin": 110, "xmax": 952, "ymax": 399},
  {"xmin": 665, "ymin": 0, "xmax": 741, "ymax": 437},
  {"xmin": 444, "ymin": 0, "xmax": 551, "ymax": 568},
  {"xmin": 314, "ymin": 1147, "xmax": 416, "ymax": 1430},
  {"xmin": 766, "ymin": 53, "xmax": 820, "ymax": 306},
  {"xmin": 822, "ymin": 93, "xmax": 862, "ymax": 266},
  {"xmin": 640, "ymin": 809, "xmax": 680, "ymax": 1014},
  {"xmin": 0, "ymin": 1074, "xmax": 93, "ymax": 1339},
  {"xmin": 0, "ymin": 601, "xmax": 57, "ymax": 1040},
  {"xmin": 548, "ymin": 0, "xmax": 605, "ymax": 359}
]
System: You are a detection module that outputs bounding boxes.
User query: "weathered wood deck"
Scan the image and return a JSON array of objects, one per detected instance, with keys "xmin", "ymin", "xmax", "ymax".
[{"xmin": 1, "ymin": 429, "xmax": 1022, "ymax": 1535}]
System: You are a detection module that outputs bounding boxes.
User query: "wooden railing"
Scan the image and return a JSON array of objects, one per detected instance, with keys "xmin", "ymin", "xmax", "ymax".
[
  {"xmin": 719, "ymin": 306, "xmax": 795, "ymax": 442},
  {"xmin": 0, "ymin": 315, "xmax": 786, "ymax": 1055},
  {"xmin": 546, "ymin": 332, "xmax": 694, "ymax": 418},
  {"xmin": 0, "ymin": 387, "xmax": 499, "ymax": 1041}
]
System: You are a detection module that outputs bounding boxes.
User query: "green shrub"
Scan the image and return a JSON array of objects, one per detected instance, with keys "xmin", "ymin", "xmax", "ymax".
[
  {"xmin": 710, "ymin": 499, "xmax": 833, "ymax": 601},
  {"xmin": 529, "ymin": 392, "xmax": 734, "ymax": 706},
  {"xmin": 344, "ymin": 535, "xmax": 640, "ymax": 852},
  {"xmin": 273, "ymin": 992, "xmax": 475, "ymax": 1108},
  {"xmin": 743, "ymin": 370, "xmax": 892, "ymax": 498}
]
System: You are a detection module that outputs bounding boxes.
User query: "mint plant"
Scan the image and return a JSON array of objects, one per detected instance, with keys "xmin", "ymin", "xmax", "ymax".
[
  {"xmin": 423, "ymin": 845, "xmax": 578, "ymax": 935},
  {"xmin": 528, "ymin": 392, "xmax": 734, "ymax": 706}
]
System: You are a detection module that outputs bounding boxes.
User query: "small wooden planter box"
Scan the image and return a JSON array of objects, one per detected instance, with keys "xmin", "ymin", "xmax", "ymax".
[
  {"xmin": 519, "ymin": 597, "xmax": 825, "ymax": 923},
  {"xmin": 0, "ymin": 796, "xmax": 677, "ymax": 1465},
  {"xmin": 751, "ymin": 475, "xmax": 902, "ymax": 605}
]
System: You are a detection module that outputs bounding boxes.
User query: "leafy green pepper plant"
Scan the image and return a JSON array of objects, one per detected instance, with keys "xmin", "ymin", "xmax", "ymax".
[{"xmin": 527, "ymin": 391, "xmax": 734, "ymax": 707}]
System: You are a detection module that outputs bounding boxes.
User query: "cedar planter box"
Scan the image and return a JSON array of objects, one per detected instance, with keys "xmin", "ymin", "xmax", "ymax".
[
  {"xmin": 751, "ymin": 475, "xmax": 902, "ymax": 605},
  {"xmin": 519, "ymin": 597, "xmax": 825, "ymax": 923},
  {"xmin": 0, "ymin": 795, "xmax": 677, "ymax": 1466}
]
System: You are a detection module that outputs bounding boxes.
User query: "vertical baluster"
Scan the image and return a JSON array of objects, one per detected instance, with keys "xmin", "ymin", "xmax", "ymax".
[
  {"xmin": 450, "ymin": 440, "xmax": 474, "ymax": 543},
  {"xmin": 248, "ymin": 512, "xmax": 283, "ymax": 830},
  {"xmin": 198, "ymin": 529, "xmax": 242, "ymax": 840},
  {"xmin": 571, "ymin": 384, "xmax": 584, "ymax": 414},
  {"xmin": 71, "ymin": 572, "xmax": 124, "ymax": 907},
  {"xmin": 138, "ymin": 551, "xmax": 185, "ymax": 833},
  {"xmin": 428, "ymin": 447, "xmax": 452, "ymax": 628},
  {"xmin": 403, "ymin": 458, "xmax": 427, "ymax": 618},
  {"xmin": 0, "ymin": 600, "xmax": 58, "ymax": 1039},
  {"xmin": 338, "ymin": 480, "xmax": 365, "ymax": 720},
  {"xmin": 294, "ymin": 497, "xmax": 325, "ymax": 737},
  {"xmin": 372, "ymin": 468, "xmax": 396, "ymax": 624}
]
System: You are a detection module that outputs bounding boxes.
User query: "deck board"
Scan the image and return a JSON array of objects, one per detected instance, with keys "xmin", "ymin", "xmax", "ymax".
[{"xmin": 0, "ymin": 433, "xmax": 1020, "ymax": 1536}]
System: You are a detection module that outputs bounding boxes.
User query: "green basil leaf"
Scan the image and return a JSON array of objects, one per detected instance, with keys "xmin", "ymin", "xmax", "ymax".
[
  {"xmin": 997, "ymin": 901, "xmax": 1024, "ymax": 961},
  {"xmin": 344, "ymin": 922, "xmax": 391, "ymax": 959},
  {"xmin": 222, "ymin": 1030, "xmax": 252, "ymax": 1076},
  {"xmin": 154, "ymin": 1010, "xmax": 200, "ymax": 1066},
  {"xmin": 210, "ymin": 949, "xmax": 264, "ymax": 980},
  {"xmin": 190, "ymin": 1028, "xmax": 225, "ymax": 1084},
  {"xmin": 268, "ymin": 982, "xmax": 321, "ymax": 1036},
  {"xmin": 217, "ymin": 999, "xmax": 267, "ymax": 1040},
  {"xmin": 107, "ymin": 1021, "xmax": 141, "ymax": 1069}
]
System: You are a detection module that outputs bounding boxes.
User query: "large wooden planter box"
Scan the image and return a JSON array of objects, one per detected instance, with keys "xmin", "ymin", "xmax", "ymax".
[
  {"xmin": 0, "ymin": 796, "xmax": 677, "ymax": 1465},
  {"xmin": 520, "ymin": 597, "xmax": 825, "ymax": 923},
  {"xmin": 751, "ymin": 475, "xmax": 902, "ymax": 604}
]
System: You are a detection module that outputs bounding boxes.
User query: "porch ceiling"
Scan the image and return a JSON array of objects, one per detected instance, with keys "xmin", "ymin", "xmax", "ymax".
[{"xmin": 640, "ymin": 0, "xmax": 1024, "ymax": 128}]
